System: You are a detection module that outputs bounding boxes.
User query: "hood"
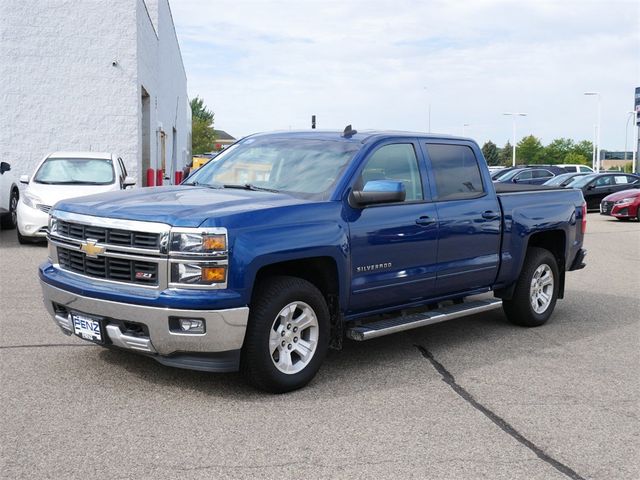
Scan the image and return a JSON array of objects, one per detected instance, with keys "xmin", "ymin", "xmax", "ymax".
[
  {"xmin": 52, "ymin": 186, "xmax": 309, "ymax": 227},
  {"xmin": 602, "ymin": 188, "xmax": 640, "ymax": 202},
  {"xmin": 26, "ymin": 182, "xmax": 118, "ymax": 207}
]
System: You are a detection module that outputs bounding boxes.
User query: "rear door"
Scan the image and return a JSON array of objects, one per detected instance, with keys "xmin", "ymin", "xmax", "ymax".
[
  {"xmin": 421, "ymin": 141, "xmax": 502, "ymax": 295},
  {"xmin": 347, "ymin": 140, "xmax": 439, "ymax": 313},
  {"xmin": 586, "ymin": 175, "xmax": 614, "ymax": 209}
]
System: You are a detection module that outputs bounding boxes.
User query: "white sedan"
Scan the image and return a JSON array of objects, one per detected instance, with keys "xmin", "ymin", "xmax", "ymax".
[{"xmin": 17, "ymin": 152, "xmax": 135, "ymax": 243}]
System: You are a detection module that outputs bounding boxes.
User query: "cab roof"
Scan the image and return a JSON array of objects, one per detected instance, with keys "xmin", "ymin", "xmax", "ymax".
[{"xmin": 245, "ymin": 130, "xmax": 473, "ymax": 145}]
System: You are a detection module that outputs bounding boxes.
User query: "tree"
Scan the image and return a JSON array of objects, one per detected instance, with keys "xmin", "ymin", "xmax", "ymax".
[
  {"xmin": 190, "ymin": 96, "xmax": 215, "ymax": 154},
  {"xmin": 481, "ymin": 141, "xmax": 500, "ymax": 166},
  {"xmin": 516, "ymin": 135, "xmax": 544, "ymax": 164},
  {"xmin": 544, "ymin": 138, "xmax": 574, "ymax": 165},
  {"xmin": 570, "ymin": 140, "xmax": 593, "ymax": 165},
  {"xmin": 499, "ymin": 141, "xmax": 513, "ymax": 166},
  {"xmin": 563, "ymin": 152, "xmax": 588, "ymax": 165}
]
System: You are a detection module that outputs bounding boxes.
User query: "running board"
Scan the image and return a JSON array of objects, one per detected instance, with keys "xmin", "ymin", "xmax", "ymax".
[{"xmin": 345, "ymin": 299, "xmax": 503, "ymax": 341}]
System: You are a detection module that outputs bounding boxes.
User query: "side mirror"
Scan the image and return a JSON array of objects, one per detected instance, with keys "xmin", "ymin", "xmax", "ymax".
[
  {"xmin": 0, "ymin": 162, "xmax": 10, "ymax": 174},
  {"xmin": 122, "ymin": 176, "xmax": 136, "ymax": 188},
  {"xmin": 587, "ymin": 184, "xmax": 595, "ymax": 190},
  {"xmin": 512, "ymin": 178, "xmax": 519, "ymax": 183},
  {"xmin": 20, "ymin": 175, "xmax": 30, "ymax": 184},
  {"xmin": 350, "ymin": 180, "xmax": 406, "ymax": 207}
]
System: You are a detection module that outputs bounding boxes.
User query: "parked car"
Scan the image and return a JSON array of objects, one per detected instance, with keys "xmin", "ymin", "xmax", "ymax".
[
  {"xmin": 600, "ymin": 189, "xmax": 640, "ymax": 221},
  {"xmin": 567, "ymin": 173, "xmax": 640, "ymax": 210},
  {"xmin": 17, "ymin": 152, "xmax": 135, "ymax": 243},
  {"xmin": 556, "ymin": 164, "xmax": 594, "ymax": 173},
  {"xmin": 542, "ymin": 172, "xmax": 588, "ymax": 187},
  {"xmin": 40, "ymin": 129, "xmax": 587, "ymax": 393},
  {"xmin": 493, "ymin": 166, "xmax": 568, "ymax": 185},
  {"xmin": 0, "ymin": 161, "xmax": 19, "ymax": 229}
]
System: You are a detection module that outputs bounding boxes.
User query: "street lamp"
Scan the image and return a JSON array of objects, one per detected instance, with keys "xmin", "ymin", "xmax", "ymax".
[
  {"xmin": 503, "ymin": 113, "xmax": 528, "ymax": 166},
  {"xmin": 624, "ymin": 111, "xmax": 635, "ymax": 164},
  {"xmin": 463, "ymin": 123, "xmax": 470, "ymax": 136},
  {"xmin": 423, "ymin": 86, "xmax": 431, "ymax": 133},
  {"xmin": 584, "ymin": 92, "xmax": 601, "ymax": 172}
]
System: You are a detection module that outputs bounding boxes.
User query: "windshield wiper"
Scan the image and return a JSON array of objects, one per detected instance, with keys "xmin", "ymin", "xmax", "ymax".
[
  {"xmin": 183, "ymin": 181, "xmax": 223, "ymax": 189},
  {"xmin": 223, "ymin": 183, "xmax": 280, "ymax": 193}
]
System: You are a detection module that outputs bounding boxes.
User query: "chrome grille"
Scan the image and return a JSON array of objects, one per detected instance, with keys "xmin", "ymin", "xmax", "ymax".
[
  {"xmin": 57, "ymin": 247, "xmax": 158, "ymax": 285},
  {"xmin": 57, "ymin": 220, "xmax": 160, "ymax": 249}
]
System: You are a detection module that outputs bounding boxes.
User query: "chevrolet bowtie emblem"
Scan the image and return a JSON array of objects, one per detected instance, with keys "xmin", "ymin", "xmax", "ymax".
[{"xmin": 80, "ymin": 240, "xmax": 105, "ymax": 258}]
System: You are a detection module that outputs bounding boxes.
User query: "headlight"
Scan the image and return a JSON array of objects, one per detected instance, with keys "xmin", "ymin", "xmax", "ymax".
[
  {"xmin": 22, "ymin": 191, "xmax": 42, "ymax": 209},
  {"xmin": 170, "ymin": 232, "xmax": 226, "ymax": 254},
  {"xmin": 48, "ymin": 216, "xmax": 58, "ymax": 234},
  {"xmin": 170, "ymin": 263, "xmax": 226, "ymax": 285},
  {"xmin": 615, "ymin": 197, "xmax": 635, "ymax": 204}
]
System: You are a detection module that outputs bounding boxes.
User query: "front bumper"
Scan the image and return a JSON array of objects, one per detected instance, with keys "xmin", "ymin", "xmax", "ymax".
[
  {"xmin": 17, "ymin": 201, "xmax": 49, "ymax": 237},
  {"xmin": 41, "ymin": 281, "xmax": 249, "ymax": 372}
]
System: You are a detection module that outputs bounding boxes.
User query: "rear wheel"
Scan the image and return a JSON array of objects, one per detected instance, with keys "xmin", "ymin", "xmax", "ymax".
[
  {"xmin": 241, "ymin": 276, "xmax": 330, "ymax": 393},
  {"xmin": 0, "ymin": 188, "xmax": 18, "ymax": 229},
  {"xmin": 503, "ymin": 247, "xmax": 559, "ymax": 327}
]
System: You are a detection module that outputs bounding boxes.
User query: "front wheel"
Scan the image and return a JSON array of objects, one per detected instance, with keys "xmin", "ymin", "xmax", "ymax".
[
  {"xmin": 0, "ymin": 189, "xmax": 18, "ymax": 229},
  {"xmin": 503, "ymin": 247, "xmax": 559, "ymax": 327},
  {"xmin": 241, "ymin": 276, "xmax": 330, "ymax": 393}
]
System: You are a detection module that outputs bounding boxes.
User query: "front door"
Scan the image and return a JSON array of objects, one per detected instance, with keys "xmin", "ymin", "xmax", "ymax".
[{"xmin": 347, "ymin": 141, "xmax": 439, "ymax": 314}]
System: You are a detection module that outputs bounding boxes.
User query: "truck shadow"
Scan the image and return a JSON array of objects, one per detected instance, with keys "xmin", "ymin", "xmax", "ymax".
[{"xmin": 96, "ymin": 289, "xmax": 636, "ymax": 399}]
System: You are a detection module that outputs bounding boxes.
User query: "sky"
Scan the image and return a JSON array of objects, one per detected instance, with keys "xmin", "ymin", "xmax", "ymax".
[{"xmin": 170, "ymin": 0, "xmax": 639, "ymax": 150}]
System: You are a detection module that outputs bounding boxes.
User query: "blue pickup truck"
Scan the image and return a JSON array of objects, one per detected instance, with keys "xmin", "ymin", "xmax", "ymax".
[{"xmin": 39, "ymin": 129, "xmax": 587, "ymax": 392}]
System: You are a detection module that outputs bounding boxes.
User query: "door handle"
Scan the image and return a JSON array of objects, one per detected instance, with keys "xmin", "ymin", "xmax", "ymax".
[
  {"xmin": 415, "ymin": 216, "xmax": 436, "ymax": 226},
  {"xmin": 482, "ymin": 211, "xmax": 500, "ymax": 220}
]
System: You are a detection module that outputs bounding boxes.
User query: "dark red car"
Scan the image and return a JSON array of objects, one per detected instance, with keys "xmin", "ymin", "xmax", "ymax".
[{"xmin": 600, "ymin": 188, "xmax": 640, "ymax": 221}]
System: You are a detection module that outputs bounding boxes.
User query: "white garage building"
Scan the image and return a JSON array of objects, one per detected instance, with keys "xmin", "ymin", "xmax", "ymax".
[{"xmin": 0, "ymin": 0, "xmax": 191, "ymax": 186}]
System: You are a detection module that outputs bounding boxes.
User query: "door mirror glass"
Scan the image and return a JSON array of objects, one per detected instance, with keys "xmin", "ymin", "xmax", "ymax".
[
  {"xmin": 0, "ymin": 162, "xmax": 10, "ymax": 174},
  {"xmin": 350, "ymin": 180, "xmax": 406, "ymax": 207},
  {"xmin": 19, "ymin": 175, "xmax": 30, "ymax": 184}
]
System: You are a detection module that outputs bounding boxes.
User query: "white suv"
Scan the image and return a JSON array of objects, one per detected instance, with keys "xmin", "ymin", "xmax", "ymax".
[
  {"xmin": 558, "ymin": 164, "xmax": 594, "ymax": 173},
  {"xmin": 17, "ymin": 152, "xmax": 135, "ymax": 243},
  {"xmin": 0, "ymin": 161, "xmax": 19, "ymax": 230}
]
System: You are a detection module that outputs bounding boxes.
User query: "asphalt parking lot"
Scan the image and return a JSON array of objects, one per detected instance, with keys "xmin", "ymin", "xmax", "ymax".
[{"xmin": 0, "ymin": 213, "xmax": 638, "ymax": 480}]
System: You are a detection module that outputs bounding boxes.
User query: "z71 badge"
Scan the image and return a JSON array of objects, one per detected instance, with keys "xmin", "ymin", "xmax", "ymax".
[{"xmin": 355, "ymin": 262, "xmax": 392, "ymax": 273}]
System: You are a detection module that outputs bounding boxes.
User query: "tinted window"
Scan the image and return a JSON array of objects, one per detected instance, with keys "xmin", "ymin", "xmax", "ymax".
[
  {"xmin": 580, "ymin": 166, "xmax": 592, "ymax": 172},
  {"xmin": 515, "ymin": 170, "xmax": 533, "ymax": 180},
  {"xmin": 427, "ymin": 144, "xmax": 484, "ymax": 200},
  {"xmin": 357, "ymin": 144, "xmax": 423, "ymax": 201},
  {"xmin": 533, "ymin": 169, "xmax": 553, "ymax": 179},
  {"xmin": 594, "ymin": 176, "xmax": 613, "ymax": 186}
]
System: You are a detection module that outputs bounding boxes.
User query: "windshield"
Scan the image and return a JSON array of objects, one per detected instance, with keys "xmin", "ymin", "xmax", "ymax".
[
  {"xmin": 567, "ymin": 174, "xmax": 598, "ymax": 188},
  {"xmin": 543, "ymin": 173, "xmax": 580, "ymax": 186},
  {"xmin": 496, "ymin": 169, "xmax": 522, "ymax": 181},
  {"xmin": 185, "ymin": 137, "xmax": 360, "ymax": 197},
  {"xmin": 34, "ymin": 158, "xmax": 115, "ymax": 185}
]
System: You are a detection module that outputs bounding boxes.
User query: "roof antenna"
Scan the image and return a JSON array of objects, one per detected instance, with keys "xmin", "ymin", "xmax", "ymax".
[{"xmin": 342, "ymin": 124, "xmax": 357, "ymax": 138}]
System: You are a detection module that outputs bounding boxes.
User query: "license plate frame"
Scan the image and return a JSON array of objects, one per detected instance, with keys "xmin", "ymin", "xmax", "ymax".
[{"xmin": 71, "ymin": 311, "xmax": 105, "ymax": 344}]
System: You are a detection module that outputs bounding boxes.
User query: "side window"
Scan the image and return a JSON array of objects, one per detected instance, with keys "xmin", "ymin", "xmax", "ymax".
[
  {"xmin": 516, "ymin": 170, "xmax": 533, "ymax": 180},
  {"xmin": 595, "ymin": 176, "xmax": 612, "ymax": 186},
  {"xmin": 533, "ymin": 169, "xmax": 553, "ymax": 179},
  {"xmin": 426, "ymin": 144, "xmax": 485, "ymax": 200},
  {"xmin": 614, "ymin": 176, "xmax": 629, "ymax": 185},
  {"xmin": 118, "ymin": 157, "xmax": 128, "ymax": 177},
  {"xmin": 357, "ymin": 144, "xmax": 423, "ymax": 201},
  {"xmin": 580, "ymin": 166, "xmax": 592, "ymax": 173},
  {"xmin": 627, "ymin": 176, "xmax": 639, "ymax": 184}
]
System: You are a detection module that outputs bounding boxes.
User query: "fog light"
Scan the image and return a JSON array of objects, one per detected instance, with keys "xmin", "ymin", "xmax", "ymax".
[{"xmin": 178, "ymin": 318, "xmax": 205, "ymax": 334}]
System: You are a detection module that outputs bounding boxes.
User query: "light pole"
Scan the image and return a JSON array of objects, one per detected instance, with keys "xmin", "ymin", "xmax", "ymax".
[
  {"xmin": 503, "ymin": 113, "xmax": 527, "ymax": 166},
  {"xmin": 423, "ymin": 86, "xmax": 431, "ymax": 133},
  {"xmin": 584, "ymin": 92, "xmax": 601, "ymax": 172},
  {"xmin": 463, "ymin": 123, "xmax": 470, "ymax": 136},
  {"xmin": 624, "ymin": 111, "xmax": 635, "ymax": 164}
]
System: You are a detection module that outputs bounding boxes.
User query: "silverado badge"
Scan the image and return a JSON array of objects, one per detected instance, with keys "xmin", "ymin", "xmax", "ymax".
[{"xmin": 80, "ymin": 240, "xmax": 105, "ymax": 258}]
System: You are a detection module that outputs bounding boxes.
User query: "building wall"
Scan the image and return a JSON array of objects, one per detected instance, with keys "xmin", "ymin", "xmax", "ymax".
[
  {"xmin": 0, "ymin": 0, "xmax": 139, "ymax": 179},
  {"xmin": 0, "ymin": 0, "xmax": 190, "ymax": 185}
]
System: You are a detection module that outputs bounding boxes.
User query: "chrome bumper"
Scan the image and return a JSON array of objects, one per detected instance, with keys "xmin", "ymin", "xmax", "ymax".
[{"xmin": 41, "ymin": 281, "xmax": 249, "ymax": 356}]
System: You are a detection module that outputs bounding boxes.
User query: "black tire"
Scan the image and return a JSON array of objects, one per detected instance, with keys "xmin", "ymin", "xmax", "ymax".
[
  {"xmin": 241, "ymin": 276, "xmax": 330, "ymax": 393},
  {"xmin": 0, "ymin": 188, "xmax": 18, "ymax": 229},
  {"xmin": 17, "ymin": 229, "xmax": 33, "ymax": 244},
  {"xmin": 503, "ymin": 247, "xmax": 559, "ymax": 327},
  {"xmin": 617, "ymin": 217, "xmax": 630, "ymax": 221}
]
